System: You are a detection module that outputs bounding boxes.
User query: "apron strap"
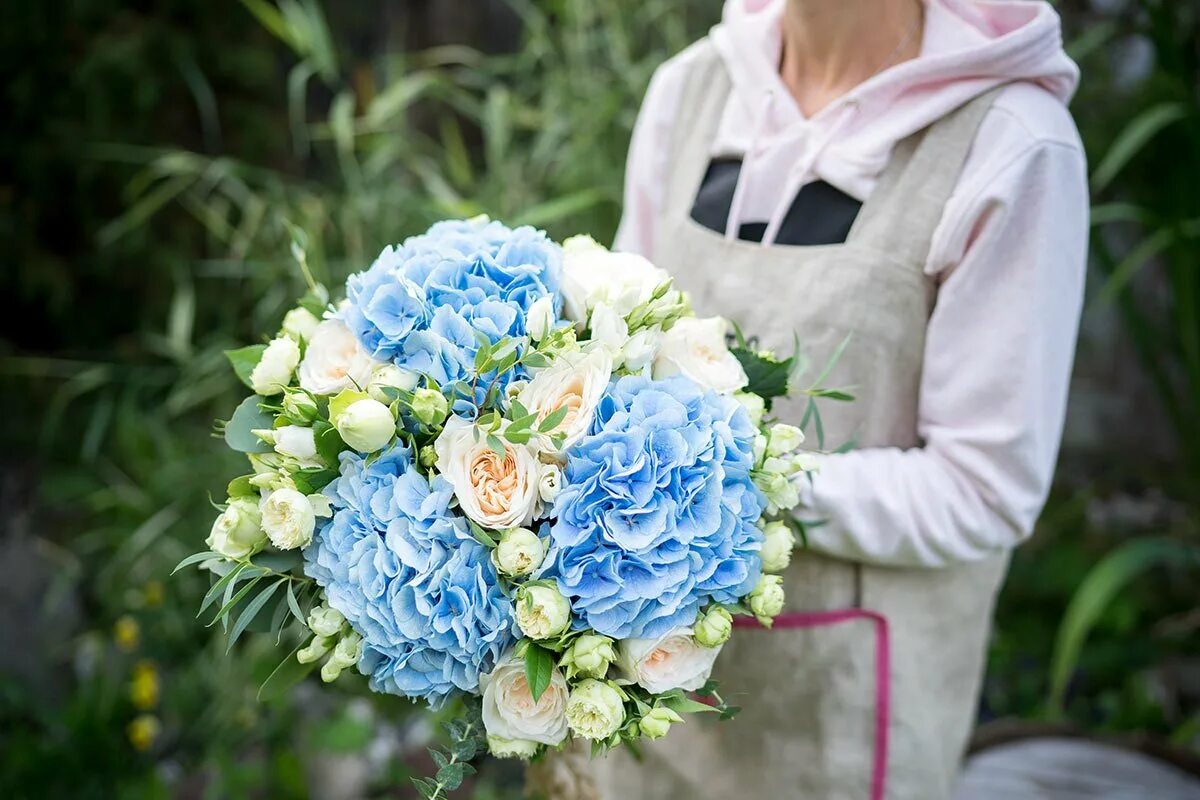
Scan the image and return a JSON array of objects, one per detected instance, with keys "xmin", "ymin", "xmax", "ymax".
[
  {"xmin": 847, "ymin": 87, "xmax": 1006, "ymax": 270},
  {"xmin": 663, "ymin": 41, "xmax": 733, "ymax": 227}
]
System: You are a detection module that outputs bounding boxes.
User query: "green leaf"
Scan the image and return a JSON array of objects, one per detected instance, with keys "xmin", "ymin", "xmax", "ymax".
[
  {"xmin": 257, "ymin": 642, "xmax": 316, "ymax": 703},
  {"xmin": 291, "ymin": 467, "xmax": 338, "ymax": 494},
  {"xmin": 506, "ymin": 411, "xmax": 539, "ymax": 433},
  {"xmin": 524, "ymin": 644, "xmax": 555, "ymax": 702},
  {"xmin": 662, "ymin": 695, "xmax": 720, "ymax": 715},
  {"xmin": 731, "ymin": 348, "xmax": 791, "ymax": 408},
  {"xmin": 411, "ymin": 777, "xmax": 439, "ymax": 800},
  {"xmin": 486, "ymin": 433, "xmax": 506, "ymax": 457},
  {"xmin": 226, "ymin": 474, "xmax": 257, "ymax": 498},
  {"xmin": 1091, "ymin": 102, "xmax": 1189, "ymax": 194},
  {"xmin": 1046, "ymin": 538, "xmax": 1200, "ymax": 716},
  {"xmin": 227, "ymin": 578, "xmax": 285, "ymax": 650},
  {"xmin": 467, "ymin": 520, "xmax": 498, "ymax": 549},
  {"xmin": 198, "ymin": 562, "xmax": 248, "ymax": 616},
  {"xmin": 225, "ymin": 344, "xmax": 267, "ymax": 389},
  {"xmin": 224, "ymin": 395, "xmax": 275, "ymax": 453},
  {"xmin": 209, "ymin": 573, "xmax": 265, "ymax": 627},
  {"xmin": 171, "ymin": 550, "xmax": 218, "ymax": 575},
  {"xmin": 286, "ymin": 581, "xmax": 307, "ymax": 626},
  {"xmin": 313, "ymin": 420, "xmax": 345, "ymax": 464},
  {"xmin": 811, "ymin": 333, "xmax": 852, "ymax": 388},
  {"xmin": 328, "ymin": 388, "xmax": 369, "ymax": 423},
  {"xmin": 537, "ymin": 405, "xmax": 568, "ymax": 433}
]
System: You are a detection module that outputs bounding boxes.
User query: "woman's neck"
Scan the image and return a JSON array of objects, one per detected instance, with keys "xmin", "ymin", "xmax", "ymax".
[{"xmin": 781, "ymin": 0, "xmax": 924, "ymax": 117}]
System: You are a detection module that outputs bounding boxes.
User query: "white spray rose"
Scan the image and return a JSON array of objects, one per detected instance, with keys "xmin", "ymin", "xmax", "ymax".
[
  {"xmin": 767, "ymin": 423, "xmax": 806, "ymax": 456},
  {"xmin": 621, "ymin": 328, "xmax": 663, "ymax": 373},
  {"xmin": 307, "ymin": 603, "xmax": 346, "ymax": 638},
  {"xmin": 538, "ymin": 463, "xmax": 562, "ymax": 505},
  {"xmin": 653, "ymin": 317, "xmax": 748, "ymax": 395},
  {"xmin": 281, "ymin": 307, "xmax": 321, "ymax": 341},
  {"xmin": 756, "ymin": 470, "xmax": 801, "ymax": 514},
  {"xmin": 516, "ymin": 347, "xmax": 612, "ymax": 450},
  {"xmin": 273, "ymin": 425, "xmax": 321, "ymax": 466},
  {"xmin": 588, "ymin": 302, "xmax": 629, "ymax": 353},
  {"xmin": 298, "ymin": 319, "xmax": 376, "ymax": 396},
  {"xmin": 260, "ymin": 488, "xmax": 316, "ymax": 550},
  {"xmin": 321, "ymin": 631, "xmax": 363, "ymax": 682},
  {"xmin": 481, "ymin": 652, "xmax": 569, "ymax": 747},
  {"xmin": 734, "ymin": 392, "xmax": 766, "ymax": 426},
  {"xmin": 367, "ymin": 363, "xmax": 418, "ymax": 402},
  {"xmin": 515, "ymin": 584, "xmax": 572, "ymax": 640},
  {"xmin": 693, "ymin": 606, "xmax": 733, "ymax": 648},
  {"xmin": 335, "ymin": 398, "xmax": 395, "ymax": 453},
  {"xmin": 561, "ymin": 245, "xmax": 670, "ymax": 326},
  {"xmin": 749, "ymin": 574, "xmax": 786, "ymax": 627},
  {"xmin": 617, "ymin": 627, "xmax": 720, "ymax": 694},
  {"xmin": 760, "ymin": 521, "xmax": 795, "ymax": 573},
  {"xmin": 282, "ymin": 390, "xmax": 319, "ymax": 423},
  {"xmin": 492, "ymin": 527, "xmax": 546, "ymax": 578},
  {"xmin": 565, "ymin": 679, "xmax": 625, "ymax": 741},
  {"xmin": 639, "ymin": 706, "xmax": 683, "ymax": 740},
  {"xmin": 411, "ymin": 387, "xmax": 450, "ymax": 427},
  {"xmin": 250, "ymin": 336, "xmax": 301, "ymax": 396},
  {"xmin": 434, "ymin": 416, "xmax": 542, "ymax": 529},
  {"xmin": 560, "ymin": 634, "xmax": 616, "ymax": 680},
  {"xmin": 207, "ymin": 497, "xmax": 267, "ymax": 560},
  {"xmin": 526, "ymin": 295, "xmax": 556, "ymax": 342}
]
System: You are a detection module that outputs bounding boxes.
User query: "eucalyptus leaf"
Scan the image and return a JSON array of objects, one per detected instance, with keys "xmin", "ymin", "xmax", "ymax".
[
  {"xmin": 225, "ymin": 395, "xmax": 275, "ymax": 453},
  {"xmin": 224, "ymin": 344, "xmax": 267, "ymax": 389}
]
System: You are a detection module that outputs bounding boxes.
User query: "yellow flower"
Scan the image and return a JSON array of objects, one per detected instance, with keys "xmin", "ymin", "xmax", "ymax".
[
  {"xmin": 114, "ymin": 616, "xmax": 140, "ymax": 651},
  {"xmin": 142, "ymin": 581, "xmax": 165, "ymax": 608},
  {"xmin": 129, "ymin": 661, "xmax": 159, "ymax": 710},
  {"xmin": 127, "ymin": 714, "xmax": 160, "ymax": 752}
]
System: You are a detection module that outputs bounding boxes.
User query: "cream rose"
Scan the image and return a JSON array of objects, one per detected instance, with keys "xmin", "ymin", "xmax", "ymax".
[
  {"xmin": 481, "ymin": 653, "xmax": 569, "ymax": 747},
  {"xmin": 516, "ymin": 347, "xmax": 612, "ymax": 450},
  {"xmin": 653, "ymin": 317, "xmax": 748, "ymax": 395},
  {"xmin": 281, "ymin": 307, "xmax": 321, "ymax": 341},
  {"xmin": 298, "ymin": 319, "xmax": 376, "ymax": 396},
  {"xmin": 272, "ymin": 425, "xmax": 321, "ymax": 466},
  {"xmin": 561, "ymin": 245, "xmax": 670, "ymax": 326},
  {"xmin": 207, "ymin": 498, "xmax": 266, "ymax": 560},
  {"xmin": 617, "ymin": 627, "xmax": 720, "ymax": 694},
  {"xmin": 434, "ymin": 415, "xmax": 542, "ymax": 529},
  {"xmin": 250, "ymin": 336, "xmax": 301, "ymax": 396}
]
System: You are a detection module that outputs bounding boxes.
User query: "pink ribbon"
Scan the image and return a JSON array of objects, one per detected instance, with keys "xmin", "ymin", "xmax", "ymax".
[{"xmin": 734, "ymin": 609, "xmax": 891, "ymax": 800}]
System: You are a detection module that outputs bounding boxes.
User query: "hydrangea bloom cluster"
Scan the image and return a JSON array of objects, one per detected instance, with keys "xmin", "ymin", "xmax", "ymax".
[
  {"xmin": 304, "ymin": 446, "xmax": 516, "ymax": 704},
  {"xmin": 341, "ymin": 219, "xmax": 563, "ymax": 406},
  {"xmin": 547, "ymin": 375, "xmax": 765, "ymax": 640}
]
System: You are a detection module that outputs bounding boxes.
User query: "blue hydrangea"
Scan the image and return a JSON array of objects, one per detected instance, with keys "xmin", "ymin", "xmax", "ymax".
[
  {"xmin": 304, "ymin": 446, "xmax": 517, "ymax": 705},
  {"xmin": 544, "ymin": 375, "xmax": 765, "ymax": 640},
  {"xmin": 341, "ymin": 219, "xmax": 563, "ymax": 407}
]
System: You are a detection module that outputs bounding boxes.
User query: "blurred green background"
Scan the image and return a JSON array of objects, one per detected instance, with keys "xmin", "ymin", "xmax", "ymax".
[{"xmin": 1, "ymin": 0, "xmax": 1198, "ymax": 797}]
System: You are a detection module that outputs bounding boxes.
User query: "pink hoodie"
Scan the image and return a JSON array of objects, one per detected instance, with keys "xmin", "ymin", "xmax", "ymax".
[{"xmin": 616, "ymin": 0, "xmax": 1089, "ymax": 566}]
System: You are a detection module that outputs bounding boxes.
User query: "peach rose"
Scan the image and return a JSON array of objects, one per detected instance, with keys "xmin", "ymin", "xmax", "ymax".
[{"xmin": 434, "ymin": 415, "xmax": 542, "ymax": 530}]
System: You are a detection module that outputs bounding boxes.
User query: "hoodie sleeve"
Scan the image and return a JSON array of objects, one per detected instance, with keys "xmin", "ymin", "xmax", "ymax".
[
  {"xmin": 613, "ymin": 57, "xmax": 691, "ymax": 257},
  {"xmin": 801, "ymin": 116, "xmax": 1089, "ymax": 568}
]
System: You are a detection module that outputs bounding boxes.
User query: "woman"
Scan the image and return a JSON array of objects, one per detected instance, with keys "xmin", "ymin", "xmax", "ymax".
[{"xmin": 592, "ymin": 0, "xmax": 1087, "ymax": 797}]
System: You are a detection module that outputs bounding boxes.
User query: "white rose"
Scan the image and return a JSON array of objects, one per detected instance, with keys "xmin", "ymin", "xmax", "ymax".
[
  {"xmin": 526, "ymin": 295, "xmax": 556, "ymax": 342},
  {"xmin": 250, "ymin": 336, "xmax": 301, "ymax": 396},
  {"xmin": 367, "ymin": 363, "xmax": 418, "ymax": 402},
  {"xmin": 207, "ymin": 497, "xmax": 267, "ymax": 560},
  {"xmin": 335, "ymin": 398, "xmax": 395, "ymax": 453},
  {"xmin": 492, "ymin": 527, "xmax": 546, "ymax": 577},
  {"xmin": 260, "ymin": 488, "xmax": 316, "ymax": 550},
  {"xmin": 588, "ymin": 302, "xmax": 629, "ymax": 353},
  {"xmin": 538, "ymin": 463, "xmax": 562, "ymax": 504},
  {"xmin": 617, "ymin": 627, "xmax": 720, "ymax": 694},
  {"xmin": 487, "ymin": 736, "xmax": 541, "ymax": 760},
  {"xmin": 562, "ymin": 247, "xmax": 670, "ymax": 326},
  {"xmin": 516, "ymin": 347, "xmax": 612, "ymax": 450},
  {"xmin": 734, "ymin": 392, "xmax": 766, "ymax": 426},
  {"xmin": 434, "ymin": 415, "xmax": 542, "ymax": 529},
  {"xmin": 515, "ymin": 584, "xmax": 572, "ymax": 640},
  {"xmin": 564, "ymin": 679, "xmax": 625, "ymax": 741},
  {"xmin": 760, "ymin": 521, "xmax": 795, "ymax": 573},
  {"xmin": 299, "ymin": 319, "xmax": 376, "ymax": 396},
  {"xmin": 273, "ymin": 425, "xmax": 320, "ymax": 466},
  {"xmin": 281, "ymin": 307, "xmax": 321, "ymax": 341},
  {"xmin": 481, "ymin": 652, "xmax": 569, "ymax": 747},
  {"xmin": 653, "ymin": 317, "xmax": 748, "ymax": 395}
]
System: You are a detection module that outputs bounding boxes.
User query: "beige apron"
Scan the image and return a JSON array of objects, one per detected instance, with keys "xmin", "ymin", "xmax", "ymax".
[{"xmin": 583, "ymin": 41, "xmax": 1011, "ymax": 800}]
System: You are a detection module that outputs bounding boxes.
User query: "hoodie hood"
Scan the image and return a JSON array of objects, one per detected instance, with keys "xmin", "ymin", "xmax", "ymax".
[{"xmin": 707, "ymin": 0, "xmax": 1079, "ymax": 232}]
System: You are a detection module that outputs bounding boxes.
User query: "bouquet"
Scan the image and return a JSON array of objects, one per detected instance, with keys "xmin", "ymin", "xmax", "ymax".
[{"xmin": 178, "ymin": 217, "xmax": 842, "ymax": 797}]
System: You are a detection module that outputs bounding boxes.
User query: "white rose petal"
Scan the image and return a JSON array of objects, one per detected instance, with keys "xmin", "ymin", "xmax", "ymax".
[
  {"xmin": 207, "ymin": 498, "xmax": 267, "ymax": 560},
  {"xmin": 481, "ymin": 652, "xmax": 569, "ymax": 747},
  {"xmin": 621, "ymin": 328, "xmax": 663, "ymax": 373},
  {"xmin": 260, "ymin": 488, "xmax": 316, "ymax": 550},
  {"xmin": 516, "ymin": 348, "xmax": 612, "ymax": 450},
  {"xmin": 515, "ymin": 584, "xmax": 572, "ymax": 640},
  {"xmin": 526, "ymin": 295, "xmax": 556, "ymax": 342},
  {"xmin": 760, "ymin": 521, "xmax": 795, "ymax": 573},
  {"xmin": 434, "ymin": 416, "xmax": 542, "ymax": 530},
  {"xmin": 617, "ymin": 627, "xmax": 720, "ymax": 694},
  {"xmin": 587, "ymin": 302, "xmax": 629, "ymax": 354},
  {"xmin": 367, "ymin": 363, "xmax": 418, "ymax": 402},
  {"xmin": 250, "ymin": 337, "xmax": 301, "ymax": 396},
  {"xmin": 564, "ymin": 679, "xmax": 625, "ymax": 741},
  {"xmin": 562, "ymin": 247, "xmax": 670, "ymax": 327},
  {"xmin": 653, "ymin": 317, "xmax": 748, "ymax": 395},
  {"xmin": 538, "ymin": 463, "xmax": 562, "ymax": 504},
  {"xmin": 299, "ymin": 319, "xmax": 377, "ymax": 396},
  {"xmin": 492, "ymin": 527, "xmax": 546, "ymax": 577}
]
